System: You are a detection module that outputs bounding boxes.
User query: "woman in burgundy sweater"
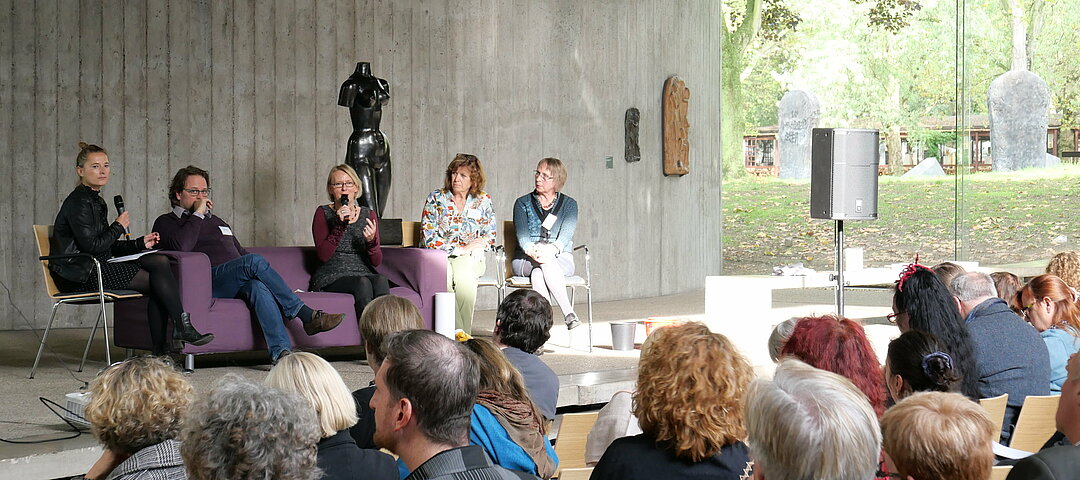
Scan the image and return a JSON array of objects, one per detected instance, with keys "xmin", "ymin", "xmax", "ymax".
[{"xmin": 311, "ymin": 165, "xmax": 388, "ymax": 320}]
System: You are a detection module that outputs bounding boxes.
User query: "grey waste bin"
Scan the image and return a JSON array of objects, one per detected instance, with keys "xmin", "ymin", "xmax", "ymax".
[{"xmin": 610, "ymin": 322, "xmax": 637, "ymax": 351}]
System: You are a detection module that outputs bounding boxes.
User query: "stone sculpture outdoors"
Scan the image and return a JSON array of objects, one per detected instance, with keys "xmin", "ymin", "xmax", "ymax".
[
  {"xmin": 988, "ymin": 70, "xmax": 1050, "ymax": 172},
  {"xmin": 663, "ymin": 76, "xmax": 690, "ymax": 176},
  {"xmin": 777, "ymin": 90, "xmax": 820, "ymax": 179},
  {"xmin": 339, "ymin": 62, "xmax": 392, "ymax": 216}
]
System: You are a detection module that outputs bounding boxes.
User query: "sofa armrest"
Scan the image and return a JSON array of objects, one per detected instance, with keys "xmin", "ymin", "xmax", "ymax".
[
  {"xmin": 378, "ymin": 247, "xmax": 447, "ymax": 303},
  {"xmin": 156, "ymin": 250, "xmax": 214, "ymax": 314}
]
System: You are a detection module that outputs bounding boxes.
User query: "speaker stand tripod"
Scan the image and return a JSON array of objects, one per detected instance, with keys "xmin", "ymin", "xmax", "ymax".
[{"xmin": 832, "ymin": 219, "xmax": 845, "ymax": 318}]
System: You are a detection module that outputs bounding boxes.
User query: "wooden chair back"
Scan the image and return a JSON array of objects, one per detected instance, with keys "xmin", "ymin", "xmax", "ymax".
[
  {"xmin": 502, "ymin": 220, "xmax": 518, "ymax": 278},
  {"xmin": 400, "ymin": 221, "xmax": 422, "ymax": 247},
  {"xmin": 988, "ymin": 465, "xmax": 1012, "ymax": 480},
  {"xmin": 553, "ymin": 412, "xmax": 599, "ymax": 476},
  {"xmin": 34, "ymin": 225, "xmax": 62, "ymax": 297},
  {"xmin": 558, "ymin": 467, "xmax": 594, "ymax": 480},
  {"xmin": 1010, "ymin": 395, "xmax": 1060, "ymax": 452},
  {"xmin": 979, "ymin": 393, "xmax": 1009, "ymax": 443}
]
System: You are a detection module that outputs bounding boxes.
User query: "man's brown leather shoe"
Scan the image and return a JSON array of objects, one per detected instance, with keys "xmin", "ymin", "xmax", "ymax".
[{"xmin": 304, "ymin": 310, "xmax": 345, "ymax": 335}]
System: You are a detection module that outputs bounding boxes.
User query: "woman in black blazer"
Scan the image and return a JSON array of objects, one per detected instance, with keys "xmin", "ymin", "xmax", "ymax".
[{"xmin": 51, "ymin": 142, "xmax": 212, "ymax": 354}]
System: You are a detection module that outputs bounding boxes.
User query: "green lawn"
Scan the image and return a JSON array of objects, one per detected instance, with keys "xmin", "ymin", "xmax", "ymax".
[{"xmin": 722, "ymin": 165, "xmax": 1080, "ymax": 275}]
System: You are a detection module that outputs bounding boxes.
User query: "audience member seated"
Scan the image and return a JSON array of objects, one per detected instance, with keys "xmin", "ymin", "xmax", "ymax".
[
  {"xmin": 512, "ymin": 157, "xmax": 582, "ymax": 330},
  {"xmin": 493, "ymin": 289, "xmax": 559, "ymax": 422},
  {"xmin": 1046, "ymin": 252, "xmax": 1080, "ymax": 292},
  {"xmin": 931, "ymin": 261, "xmax": 967, "ymax": 294},
  {"xmin": 992, "ymin": 271, "xmax": 1023, "ymax": 305},
  {"xmin": 745, "ymin": 359, "xmax": 881, "ymax": 480},
  {"xmin": 311, "ymin": 164, "xmax": 389, "ymax": 323},
  {"xmin": 463, "ymin": 338, "xmax": 558, "ymax": 479},
  {"xmin": 266, "ymin": 352, "xmax": 397, "ymax": 480},
  {"xmin": 180, "ymin": 374, "xmax": 322, "ymax": 480},
  {"xmin": 370, "ymin": 330, "xmax": 532, "ymax": 479},
  {"xmin": 779, "ymin": 315, "xmax": 886, "ymax": 416},
  {"xmin": 767, "ymin": 317, "xmax": 800, "ymax": 363},
  {"xmin": 1006, "ymin": 352, "xmax": 1080, "ymax": 479},
  {"xmin": 880, "ymin": 392, "xmax": 995, "ymax": 480},
  {"xmin": 892, "ymin": 263, "xmax": 981, "ymax": 399},
  {"xmin": 1013, "ymin": 274, "xmax": 1080, "ymax": 392},
  {"xmin": 81, "ymin": 357, "xmax": 192, "ymax": 480},
  {"xmin": 420, "ymin": 153, "xmax": 496, "ymax": 334},
  {"xmin": 884, "ymin": 331, "xmax": 962, "ymax": 401},
  {"xmin": 591, "ymin": 322, "xmax": 753, "ymax": 480},
  {"xmin": 154, "ymin": 165, "xmax": 346, "ymax": 364},
  {"xmin": 954, "ymin": 272, "xmax": 1050, "ymax": 441},
  {"xmin": 351, "ymin": 295, "xmax": 425, "ymax": 449}
]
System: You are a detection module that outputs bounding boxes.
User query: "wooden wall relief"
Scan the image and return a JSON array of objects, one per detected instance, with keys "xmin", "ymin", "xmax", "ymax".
[{"xmin": 663, "ymin": 76, "xmax": 690, "ymax": 176}]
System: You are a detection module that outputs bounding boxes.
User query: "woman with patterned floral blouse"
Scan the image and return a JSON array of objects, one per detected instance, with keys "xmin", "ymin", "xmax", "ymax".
[{"xmin": 420, "ymin": 154, "xmax": 496, "ymax": 334}]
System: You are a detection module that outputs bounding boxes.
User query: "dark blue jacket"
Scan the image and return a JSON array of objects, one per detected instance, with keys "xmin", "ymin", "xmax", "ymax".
[{"xmin": 966, "ymin": 297, "xmax": 1051, "ymax": 407}]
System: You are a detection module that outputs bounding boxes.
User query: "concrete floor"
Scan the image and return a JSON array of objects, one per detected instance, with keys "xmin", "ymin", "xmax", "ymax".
[{"xmin": 0, "ymin": 286, "xmax": 900, "ymax": 479}]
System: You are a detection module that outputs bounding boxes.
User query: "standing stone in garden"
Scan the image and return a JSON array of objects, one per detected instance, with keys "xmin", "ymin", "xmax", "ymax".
[
  {"xmin": 777, "ymin": 90, "xmax": 820, "ymax": 179},
  {"xmin": 988, "ymin": 70, "xmax": 1050, "ymax": 171}
]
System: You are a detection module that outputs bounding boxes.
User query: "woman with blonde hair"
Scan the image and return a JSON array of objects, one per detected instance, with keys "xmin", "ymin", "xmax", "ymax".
[
  {"xmin": 420, "ymin": 154, "xmax": 496, "ymax": 334},
  {"xmin": 462, "ymin": 337, "xmax": 558, "ymax": 479},
  {"xmin": 591, "ymin": 322, "xmax": 754, "ymax": 479},
  {"xmin": 1012, "ymin": 274, "xmax": 1080, "ymax": 391},
  {"xmin": 311, "ymin": 164, "xmax": 388, "ymax": 321},
  {"xmin": 266, "ymin": 352, "xmax": 396, "ymax": 480},
  {"xmin": 1046, "ymin": 251, "xmax": 1080, "ymax": 291},
  {"xmin": 81, "ymin": 356, "xmax": 193, "ymax": 479},
  {"xmin": 512, "ymin": 158, "xmax": 581, "ymax": 330}
]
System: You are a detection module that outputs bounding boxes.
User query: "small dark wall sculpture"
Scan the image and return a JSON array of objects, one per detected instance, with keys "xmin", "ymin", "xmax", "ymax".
[
  {"xmin": 625, "ymin": 107, "xmax": 641, "ymax": 163},
  {"xmin": 663, "ymin": 76, "xmax": 690, "ymax": 176},
  {"xmin": 339, "ymin": 62, "xmax": 392, "ymax": 217}
]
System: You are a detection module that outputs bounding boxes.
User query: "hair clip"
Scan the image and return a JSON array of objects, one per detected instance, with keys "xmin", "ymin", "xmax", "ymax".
[
  {"xmin": 897, "ymin": 262, "xmax": 930, "ymax": 292},
  {"xmin": 921, "ymin": 351, "xmax": 953, "ymax": 379}
]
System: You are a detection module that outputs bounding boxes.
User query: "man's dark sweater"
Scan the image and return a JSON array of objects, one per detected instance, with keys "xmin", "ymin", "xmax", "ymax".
[{"xmin": 152, "ymin": 208, "xmax": 248, "ymax": 266}]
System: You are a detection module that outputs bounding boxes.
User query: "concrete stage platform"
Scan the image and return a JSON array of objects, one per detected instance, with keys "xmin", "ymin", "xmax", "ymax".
[{"xmin": 0, "ymin": 286, "xmax": 899, "ymax": 479}]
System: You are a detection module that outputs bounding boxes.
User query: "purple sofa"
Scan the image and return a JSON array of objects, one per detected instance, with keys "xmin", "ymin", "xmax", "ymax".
[{"xmin": 113, "ymin": 246, "xmax": 447, "ymax": 367}]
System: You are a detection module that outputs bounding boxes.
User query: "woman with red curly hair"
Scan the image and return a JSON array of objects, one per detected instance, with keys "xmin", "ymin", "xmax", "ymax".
[
  {"xmin": 591, "ymin": 322, "xmax": 753, "ymax": 479},
  {"xmin": 780, "ymin": 315, "xmax": 887, "ymax": 416}
]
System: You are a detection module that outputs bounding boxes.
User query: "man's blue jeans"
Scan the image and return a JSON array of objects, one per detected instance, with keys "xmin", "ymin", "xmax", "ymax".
[{"xmin": 211, "ymin": 254, "xmax": 304, "ymax": 359}]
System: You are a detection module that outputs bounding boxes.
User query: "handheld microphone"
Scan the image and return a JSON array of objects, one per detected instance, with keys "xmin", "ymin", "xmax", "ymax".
[
  {"xmin": 113, "ymin": 195, "xmax": 131, "ymax": 240},
  {"xmin": 340, "ymin": 194, "xmax": 350, "ymax": 223}
]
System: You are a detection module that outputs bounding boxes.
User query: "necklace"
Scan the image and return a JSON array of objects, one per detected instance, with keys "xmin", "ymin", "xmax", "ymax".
[{"xmin": 539, "ymin": 194, "xmax": 556, "ymax": 210}]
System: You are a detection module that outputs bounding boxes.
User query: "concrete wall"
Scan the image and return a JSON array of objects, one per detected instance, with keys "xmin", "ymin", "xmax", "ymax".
[{"xmin": 0, "ymin": 0, "xmax": 723, "ymax": 330}]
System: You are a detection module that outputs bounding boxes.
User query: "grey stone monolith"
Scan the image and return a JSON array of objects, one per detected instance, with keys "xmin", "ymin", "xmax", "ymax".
[
  {"xmin": 988, "ymin": 70, "xmax": 1050, "ymax": 171},
  {"xmin": 777, "ymin": 90, "xmax": 820, "ymax": 179},
  {"xmin": 901, "ymin": 157, "xmax": 946, "ymax": 177}
]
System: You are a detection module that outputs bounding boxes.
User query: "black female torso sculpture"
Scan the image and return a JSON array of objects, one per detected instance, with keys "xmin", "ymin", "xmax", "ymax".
[{"xmin": 338, "ymin": 62, "xmax": 391, "ymax": 216}]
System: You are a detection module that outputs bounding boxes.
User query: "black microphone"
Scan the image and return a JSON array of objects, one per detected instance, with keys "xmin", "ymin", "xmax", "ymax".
[
  {"xmin": 340, "ymin": 194, "xmax": 350, "ymax": 223},
  {"xmin": 113, "ymin": 195, "xmax": 131, "ymax": 240}
]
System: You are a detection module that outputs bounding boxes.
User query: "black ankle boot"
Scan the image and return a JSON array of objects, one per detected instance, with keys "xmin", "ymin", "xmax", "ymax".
[{"xmin": 173, "ymin": 313, "xmax": 214, "ymax": 349}]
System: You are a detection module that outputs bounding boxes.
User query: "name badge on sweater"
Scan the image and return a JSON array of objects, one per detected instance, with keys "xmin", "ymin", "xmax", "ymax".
[
  {"xmin": 541, "ymin": 214, "xmax": 558, "ymax": 230},
  {"xmin": 219, "ymin": 226, "xmax": 234, "ymax": 236},
  {"xmin": 465, "ymin": 208, "xmax": 482, "ymax": 220}
]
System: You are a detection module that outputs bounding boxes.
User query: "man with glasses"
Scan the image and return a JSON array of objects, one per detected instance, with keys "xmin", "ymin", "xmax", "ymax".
[
  {"xmin": 952, "ymin": 271, "xmax": 1049, "ymax": 444},
  {"xmin": 153, "ymin": 166, "xmax": 346, "ymax": 364}
]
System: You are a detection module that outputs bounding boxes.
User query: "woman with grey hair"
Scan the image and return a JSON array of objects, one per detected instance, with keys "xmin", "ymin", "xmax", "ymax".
[
  {"xmin": 180, "ymin": 375, "xmax": 322, "ymax": 480},
  {"xmin": 745, "ymin": 359, "xmax": 881, "ymax": 480}
]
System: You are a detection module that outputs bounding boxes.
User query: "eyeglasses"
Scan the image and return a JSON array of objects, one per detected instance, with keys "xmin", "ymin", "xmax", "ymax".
[
  {"xmin": 1021, "ymin": 304, "xmax": 1034, "ymax": 318},
  {"xmin": 330, "ymin": 181, "xmax": 356, "ymax": 189},
  {"xmin": 876, "ymin": 471, "xmax": 903, "ymax": 479},
  {"xmin": 183, "ymin": 188, "xmax": 212, "ymax": 196},
  {"xmin": 887, "ymin": 312, "xmax": 901, "ymax": 324},
  {"xmin": 534, "ymin": 171, "xmax": 554, "ymax": 181}
]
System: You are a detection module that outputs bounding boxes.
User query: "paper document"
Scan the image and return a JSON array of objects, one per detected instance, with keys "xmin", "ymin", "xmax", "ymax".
[{"xmin": 108, "ymin": 250, "xmax": 159, "ymax": 263}]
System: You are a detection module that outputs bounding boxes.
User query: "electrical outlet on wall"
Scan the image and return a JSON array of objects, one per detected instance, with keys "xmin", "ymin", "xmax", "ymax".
[{"xmin": 605, "ymin": 156, "xmax": 613, "ymax": 169}]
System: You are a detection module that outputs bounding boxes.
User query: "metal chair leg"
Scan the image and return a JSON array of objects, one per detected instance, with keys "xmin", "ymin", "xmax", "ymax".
[
  {"xmin": 79, "ymin": 309, "xmax": 105, "ymax": 372},
  {"xmin": 185, "ymin": 354, "xmax": 195, "ymax": 372},
  {"xmin": 29, "ymin": 302, "xmax": 63, "ymax": 379},
  {"xmin": 586, "ymin": 287, "xmax": 594, "ymax": 352}
]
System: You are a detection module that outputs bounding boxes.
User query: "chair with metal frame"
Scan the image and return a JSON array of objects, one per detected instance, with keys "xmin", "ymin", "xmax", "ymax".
[
  {"xmin": 501, "ymin": 221, "xmax": 593, "ymax": 350},
  {"xmin": 29, "ymin": 225, "xmax": 142, "ymax": 379}
]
